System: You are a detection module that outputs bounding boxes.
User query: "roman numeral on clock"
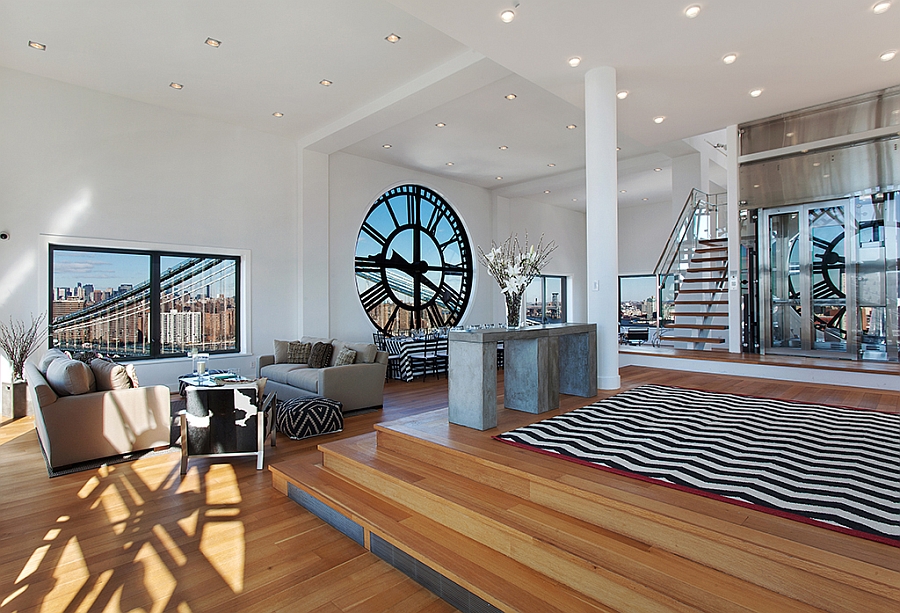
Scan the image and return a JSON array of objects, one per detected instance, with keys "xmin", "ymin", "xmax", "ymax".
[{"xmin": 360, "ymin": 282, "xmax": 391, "ymax": 312}]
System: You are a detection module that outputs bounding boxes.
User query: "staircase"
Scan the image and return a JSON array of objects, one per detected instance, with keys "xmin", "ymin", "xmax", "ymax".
[
  {"xmin": 654, "ymin": 190, "xmax": 730, "ymax": 349},
  {"xmin": 664, "ymin": 238, "xmax": 728, "ymax": 347}
]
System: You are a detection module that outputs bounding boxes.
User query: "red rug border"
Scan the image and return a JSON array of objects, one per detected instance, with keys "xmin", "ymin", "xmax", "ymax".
[{"xmin": 493, "ymin": 385, "xmax": 900, "ymax": 549}]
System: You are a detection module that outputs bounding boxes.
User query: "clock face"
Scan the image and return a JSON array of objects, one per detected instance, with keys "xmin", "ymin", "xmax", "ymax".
[{"xmin": 354, "ymin": 184, "xmax": 473, "ymax": 333}]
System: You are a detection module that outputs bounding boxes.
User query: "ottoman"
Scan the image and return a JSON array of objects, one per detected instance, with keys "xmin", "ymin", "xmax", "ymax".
[{"xmin": 275, "ymin": 396, "xmax": 344, "ymax": 441}]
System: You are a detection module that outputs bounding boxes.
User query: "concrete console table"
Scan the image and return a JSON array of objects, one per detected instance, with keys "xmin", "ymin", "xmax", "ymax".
[{"xmin": 447, "ymin": 323, "xmax": 597, "ymax": 430}]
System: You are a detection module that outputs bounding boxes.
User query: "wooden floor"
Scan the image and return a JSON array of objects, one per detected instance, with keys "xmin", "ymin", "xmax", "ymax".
[{"xmin": 2, "ymin": 366, "xmax": 898, "ymax": 612}]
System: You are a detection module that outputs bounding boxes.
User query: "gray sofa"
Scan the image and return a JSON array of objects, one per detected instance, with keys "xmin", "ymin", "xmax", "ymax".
[
  {"xmin": 258, "ymin": 337, "xmax": 387, "ymax": 412},
  {"xmin": 25, "ymin": 360, "xmax": 171, "ymax": 470}
]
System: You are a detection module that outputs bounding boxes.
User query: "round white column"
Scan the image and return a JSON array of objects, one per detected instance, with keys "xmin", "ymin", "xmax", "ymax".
[{"xmin": 584, "ymin": 66, "xmax": 621, "ymax": 390}]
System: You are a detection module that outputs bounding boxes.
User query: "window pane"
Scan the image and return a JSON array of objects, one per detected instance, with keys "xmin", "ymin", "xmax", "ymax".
[
  {"xmin": 544, "ymin": 277, "xmax": 564, "ymax": 324},
  {"xmin": 160, "ymin": 256, "xmax": 238, "ymax": 354},
  {"xmin": 51, "ymin": 249, "xmax": 151, "ymax": 357}
]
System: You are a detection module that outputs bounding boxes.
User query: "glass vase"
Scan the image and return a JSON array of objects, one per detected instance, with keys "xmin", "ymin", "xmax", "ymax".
[{"xmin": 505, "ymin": 292, "xmax": 523, "ymax": 328}]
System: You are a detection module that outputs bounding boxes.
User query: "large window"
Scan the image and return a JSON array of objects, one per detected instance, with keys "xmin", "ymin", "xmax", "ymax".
[
  {"xmin": 50, "ymin": 246, "xmax": 240, "ymax": 359},
  {"xmin": 525, "ymin": 275, "xmax": 567, "ymax": 325}
]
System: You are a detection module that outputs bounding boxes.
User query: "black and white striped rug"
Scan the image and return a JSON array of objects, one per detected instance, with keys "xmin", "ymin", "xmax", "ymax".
[{"xmin": 495, "ymin": 384, "xmax": 900, "ymax": 546}]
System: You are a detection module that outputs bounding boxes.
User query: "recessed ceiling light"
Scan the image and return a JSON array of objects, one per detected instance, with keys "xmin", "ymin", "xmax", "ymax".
[
  {"xmin": 572, "ymin": 198, "xmax": 578, "ymax": 202},
  {"xmin": 873, "ymin": 1, "xmax": 892, "ymax": 14},
  {"xmin": 616, "ymin": 90, "xmax": 629, "ymax": 99},
  {"xmin": 28, "ymin": 41, "xmax": 46, "ymax": 50},
  {"xmin": 753, "ymin": 184, "xmax": 760, "ymax": 188},
  {"xmin": 382, "ymin": 144, "xmax": 392, "ymax": 148},
  {"xmin": 616, "ymin": 147, "xmax": 621, "ymax": 151},
  {"xmin": 566, "ymin": 124, "xmax": 577, "ymax": 129},
  {"xmin": 653, "ymin": 116, "xmax": 665, "ymax": 124},
  {"xmin": 496, "ymin": 176, "xmax": 503, "ymax": 180},
  {"xmin": 170, "ymin": 82, "xmax": 184, "ymax": 90},
  {"xmin": 385, "ymin": 33, "xmax": 401, "ymax": 43},
  {"xmin": 568, "ymin": 56, "xmax": 582, "ymax": 67},
  {"xmin": 620, "ymin": 190, "xmax": 627, "ymax": 193},
  {"xmin": 786, "ymin": 132, "xmax": 795, "ymax": 137},
  {"xmin": 880, "ymin": 49, "xmax": 897, "ymax": 62},
  {"xmin": 749, "ymin": 88, "xmax": 763, "ymax": 97},
  {"xmin": 273, "ymin": 112, "xmax": 283, "ymax": 117},
  {"xmin": 319, "ymin": 79, "xmax": 332, "ymax": 86},
  {"xmin": 500, "ymin": 9, "xmax": 516, "ymax": 23},
  {"xmin": 823, "ymin": 174, "xmax": 831, "ymax": 178},
  {"xmin": 812, "ymin": 162, "xmax": 821, "ymax": 167},
  {"xmin": 547, "ymin": 163, "xmax": 556, "ymax": 167},
  {"xmin": 446, "ymin": 162, "xmax": 454, "ymax": 166},
  {"xmin": 544, "ymin": 190, "xmax": 551, "ymax": 194},
  {"xmin": 684, "ymin": 5, "xmax": 701, "ymax": 18},
  {"xmin": 499, "ymin": 145, "xmax": 508, "ymax": 150},
  {"xmin": 654, "ymin": 167, "xmax": 662, "ymax": 172},
  {"xmin": 505, "ymin": 93, "xmax": 517, "ymax": 100},
  {"xmin": 205, "ymin": 38, "xmax": 221, "ymax": 47},
  {"xmin": 435, "ymin": 122, "xmax": 446, "ymax": 128},
  {"xmin": 722, "ymin": 53, "xmax": 737, "ymax": 64},
  {"xmin": 642, "ymin": 198, "xmax": 649, "ymax": 201}
]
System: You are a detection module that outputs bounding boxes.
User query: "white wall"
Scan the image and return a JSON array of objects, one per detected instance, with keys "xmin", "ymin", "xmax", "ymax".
[
  {"xmin": 0, "ymin": 67, "xmax": 299, "ymax": 387},
  {"xmin": 618, "ymin": 201, "xmax": 672, "ymax": 275},
  {"xmin": 325, "ymin": 152, "xmax": 496, "ymax": 343},
  {"xmin": 499, "ymin": 197, "xmax": 588, "ymax": 324}
]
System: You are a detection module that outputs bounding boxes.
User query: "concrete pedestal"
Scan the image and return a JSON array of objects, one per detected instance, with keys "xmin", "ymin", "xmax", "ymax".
[
  {"xmin": 2, "ymin": 381, "xmax": 28, "ymax": 419},
  {"xmin": 448, "ymin": 323, "xmax": 597, "ymax": 430}
]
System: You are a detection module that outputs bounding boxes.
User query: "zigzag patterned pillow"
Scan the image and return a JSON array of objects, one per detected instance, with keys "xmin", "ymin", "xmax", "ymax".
[{"xmin": 276, "ymin": 397, "xmax": 343, "ymax": 440}]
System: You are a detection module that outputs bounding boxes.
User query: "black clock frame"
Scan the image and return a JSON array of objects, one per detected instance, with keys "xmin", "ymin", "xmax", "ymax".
[{"xmin": 354, "ymin": 184, "xmax": 473, "ymax": 333}]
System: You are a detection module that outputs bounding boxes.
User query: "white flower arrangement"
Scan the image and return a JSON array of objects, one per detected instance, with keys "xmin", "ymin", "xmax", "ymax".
[
  {"xmin": 478, "ymin": 234, "xmax": 557, "ymax": 327},
  {"xmin": 479, "ymin": 234, "xmax": 556, "ymax": 296}
]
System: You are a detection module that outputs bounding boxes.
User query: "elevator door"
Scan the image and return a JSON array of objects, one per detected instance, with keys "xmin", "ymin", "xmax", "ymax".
[
  {"xmin": 762, "ymin": 202, "xmax": 849, "ymax": 357},
  {"xmin": 760, "ymin": 194, "xmax": 900, "ymax": 361}
]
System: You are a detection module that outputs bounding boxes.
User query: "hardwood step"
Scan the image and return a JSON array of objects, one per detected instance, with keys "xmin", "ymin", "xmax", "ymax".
[
  {"xmin": 687, "ymin": 266, "xmax": 728, "ymax": 273},
  {"xmin": 271, "ymin": 450, "xmax": 615, "ymax": 613},
  {"xmin": 692, "ymin": 247, "xmax": 728, "ymax": 254},
  {"xmin": 663, "ymin": 335, "xmax": 727, "ymax": 344},
  {"xmin": 675, "ymin": 299, "xmax": 728, "ymax": 305},
  {"xmin": 673, "ymin": 311, "xmax": 729, "ymax": 317},
  {"xmin": 680, "ymin": 277, "xmax": 727, "ymax": 283},
  {"xmin": 665, "ymin": 324, "xmax": 729, "ymax": 330},
  {"xmin": 677, "ymin": 288, "xmax": 727, "ymax": 294},
  {"xmin": 368, "ymin": 414, "xmax": 900, "ymax": 613},
  {"xmin": 689, "ymin": 256, "xmax": 728, "ymax": 262},
  {"xmin": 698, "ymin": 239, "xmax": 728, "ymax": 245},
  {"xmin": 319, "ymin": 435, "xmax": 832, "ymax": 613}
]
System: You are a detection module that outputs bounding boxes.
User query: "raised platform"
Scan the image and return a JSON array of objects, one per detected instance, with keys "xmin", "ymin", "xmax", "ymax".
[{"xmin": 270, "ymin": 406, "xmax": 900, "ymax": 613}]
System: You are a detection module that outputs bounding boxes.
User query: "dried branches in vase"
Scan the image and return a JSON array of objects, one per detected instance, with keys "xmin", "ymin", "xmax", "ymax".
[
  {"xmin": 0, "ymin": 313, "xmax": 47, "ymax": 382},
  {"xmin": 478, "ymin": 234, "xmax": 557, "ymax": 328}
]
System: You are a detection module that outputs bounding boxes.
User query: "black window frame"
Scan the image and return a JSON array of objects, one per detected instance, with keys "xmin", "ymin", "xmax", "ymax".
[
  {"xmin": 525, "ymin": 274, "xmax": 568, "ymax": 325},
  {"xmin": 48, "ymin": 244, "xmax": 241, "ymax": 359}
]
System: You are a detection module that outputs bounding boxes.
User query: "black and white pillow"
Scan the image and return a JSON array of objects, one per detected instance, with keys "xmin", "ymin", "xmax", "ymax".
[{"xmin": 308, "ymin": 342, "xmax": 333, "ymax": 368}]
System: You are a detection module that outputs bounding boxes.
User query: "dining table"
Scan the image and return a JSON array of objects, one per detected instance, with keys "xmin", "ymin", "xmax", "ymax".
[{"xmin": 383, "ymin": 336, "xmax": 449, "ymax": 381}]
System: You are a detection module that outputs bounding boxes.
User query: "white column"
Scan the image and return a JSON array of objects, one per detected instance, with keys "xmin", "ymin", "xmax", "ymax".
[
  {"xmin": 585, "ymin": 67, "xmax": 620, "ymax": 390},
  {"xmin": 725, "ymin": 124, "xmax": 742, "ymax": 352},
  {"xmin": 299, "ymin": 148, "xmax": 331, "ymax": 337}
]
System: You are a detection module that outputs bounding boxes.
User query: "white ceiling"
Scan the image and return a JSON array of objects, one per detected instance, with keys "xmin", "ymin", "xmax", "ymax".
[{"xmin": 2, "ymin": 0, "xmax": 898, "ymax": 211}]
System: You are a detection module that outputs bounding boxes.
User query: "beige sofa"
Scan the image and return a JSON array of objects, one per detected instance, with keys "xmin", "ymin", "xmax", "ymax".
[
  {"xmin": 258, "ymin": 337, "xmax": 387, "ymax": 412},
  {"xmin": 25, "ymin": 361, "xmax": 172, "ymax": 470}
]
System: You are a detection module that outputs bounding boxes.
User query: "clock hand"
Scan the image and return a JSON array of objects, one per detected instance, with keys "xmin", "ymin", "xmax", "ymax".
[{"xmin": 385, "ymin": 251, "xmax": 443, "ymax": 295}]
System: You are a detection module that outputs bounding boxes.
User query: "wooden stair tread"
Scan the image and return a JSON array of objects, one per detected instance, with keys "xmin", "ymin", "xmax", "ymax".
[
  {"xmin": 673, "ymin": 312, "xmax": 730, "ymax": 317},
  {"xmin": 698, "ymin": 239, "xmax": 727, "ymax": 245},
  {"xmin": 270, "ymin": 450, "xmax": 616, "ymax": 613},
  {"xmin": 319, "ymin": 436, "xmax": 831, "ymax": 613},
  {"xmin": 687, "ymin": 266, "xmax": 728, "ymax": 273},
  {"xmin": 663, "ymin": 336, "xmax": 727, "ymax": 343},
  {"xmin": 675, "ymin": 299, "xmax": 728, "ymax": 305},
  {"xmin": 693, "ymin": 247, "xmax": 728, "ymax": 253},
  {"xmin": 677, "ymin": 288, "xmax": 727, "ymax": 294},
  {"xmin": 680, "ymin": 277, "xmax": 727, "ymax": 283},
  {"xmin": 689, "ymin": 256, "xmax": 728, "ymax": 262},
  {"xmin": 666, "ymin": 324, "xmax": 729, "ymax": 330}
]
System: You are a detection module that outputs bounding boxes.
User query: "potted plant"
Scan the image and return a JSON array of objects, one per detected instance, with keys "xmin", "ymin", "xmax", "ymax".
[{"xmin": 0, "ymin": 313, "xmax": 46, "ymax": 419}]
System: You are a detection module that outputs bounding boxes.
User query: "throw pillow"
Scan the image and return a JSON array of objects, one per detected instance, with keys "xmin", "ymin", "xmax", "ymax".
[
  {"xmin": 124, "ymin": 363, "xmax": 140, "ymax": 388},
  {"xmin": 90, "ymin": 358, "xmax": 133, "ymax": 391},
  {"xmin": 307, "ymin": 342, "xmax": 334, "ymax": 369},
  {"xmin": 334, "ymin": 347, "xmax": 357, "ymax": 366},
  {"xmin": 342, "ymin": 342, "xmax": 377, "ymax": 364},
  {"xmin": 287, "ymin": 341, "xmax": 312, "ymax": 364},
  {"xmin": 46, "ymin": 358, "xmax": 96, "ymax": 396},
  {"xmin": 38, "ymin": 348, "xmax": 68, "ymax": 374},
  {"xmin": 273, "ymin": 339, "xmax": 290, "ymax": 364}
]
